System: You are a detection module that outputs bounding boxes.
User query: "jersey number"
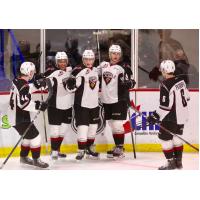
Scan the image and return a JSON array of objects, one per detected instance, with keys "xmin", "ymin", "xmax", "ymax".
[
  {"xmin": 9, "ymin": 92, "xmax": 14, "ymax": 110},
  {"xmin": 180, "ymin": 89, "xmax": 187, "ymax": 107}
]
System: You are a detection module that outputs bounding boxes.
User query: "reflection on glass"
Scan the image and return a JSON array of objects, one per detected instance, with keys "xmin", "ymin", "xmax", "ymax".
[
  {"xmin": 45, "ymin": 29, "xmax": 131, "ymax": 70},
  {"xmin": 0, "ymin": 29, "xmax": 40, "ymax": 91},
  {"xmin": 138, "ymin": 29, "xmax": 199, "ymax": 89}
]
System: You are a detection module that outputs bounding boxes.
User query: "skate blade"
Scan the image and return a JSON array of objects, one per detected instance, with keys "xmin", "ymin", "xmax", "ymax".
[
  {"xmin": 86, "ymin": 155, "xmax": 100, "ymax": 160},
  {"xmin": 75, "ymin": 159, "xmax": 84, "ymax": 162},
  {"xmin": 33, "ymin": 165, "xmax": 50, "ymax": 170},
  {"xmin": 112, "ymin": 155, "xmax": 125, "ymax": 160},
  {"xmin": 19, "ymin": 163, "xmax": 35, "ymax": 169},
  {"xmin": 107, "ymin": 154, "xmax": 114, "ymax": 159}
]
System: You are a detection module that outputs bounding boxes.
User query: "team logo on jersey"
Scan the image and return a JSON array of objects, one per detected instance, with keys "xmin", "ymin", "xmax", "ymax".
[
  {"xmin": 85, "ymin": 69, "xmax": 90, "ymax": 74},
  {"xmin": 89, "ymin": 76, "xmax": 97, "ymax": 90},
  {"xmin": 103, "ymin": 71, "xmax": 113, "ymax": 85},
  {"xmin": 58, "ymin": 70, "xmax": 64, "ymax": 76}
]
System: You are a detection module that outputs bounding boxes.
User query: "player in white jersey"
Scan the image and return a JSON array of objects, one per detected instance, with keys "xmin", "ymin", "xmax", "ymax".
[
  {"xmin": 98, "ymin": 45, "xmax": 136, "ymax": 158},
  {"xmin": 65, "ymin": 50, "xmax": 100, "ymax": 160},
  {"xmin": 43, "ymin": 52, "xmax": 73, "ymax": 160},
  {"xmin": 8, "ymin": 62, "xmax": 49, "ymax": 168},
  {"xmin": 147, "ymin": 60, "xmax": 190, "ymax": 170}
]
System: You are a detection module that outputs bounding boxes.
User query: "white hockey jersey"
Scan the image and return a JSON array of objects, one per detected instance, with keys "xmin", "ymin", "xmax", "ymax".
[
  {"xmin": 98, "ymin": 62, "xmax": 130, "ymax": 104},
  {"xmin": 157, "ymin": 77, "xmax": 190, "ymax": 125},
  {"xmin": 47, "ymin": 67, "xmax": 74, "ymax": 110},
  {"xmin": 72, "ymin": 66, "xmax": 99, "ymax": 108}
]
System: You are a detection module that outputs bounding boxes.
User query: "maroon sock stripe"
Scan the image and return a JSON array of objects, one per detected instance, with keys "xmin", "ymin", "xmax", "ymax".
[
  {"xmin": 21, "ymin": 145, "xmax": 30, "ymax": 150},
  {"xmin": 51, "ymin": 137, "xmax": 61, "ymax": 142},
  {"xmin": 163, "ymin": 148, "xmax": 174, "ymax": 153},
  {"xmin": 174, "ymin": 145, "xmax": 183, "ymax": 151},
  {"xmin": 87, "ymin": 138, "xmax": 95, "ymax": 143},
  {"xmin": 78, "ymin": 141, "xmax": 87, "ymax": 145},
  {"xmin": 58, "ymin": 136, "xmax": 64, "ymax": 141},
  {"xmin": 113, "ymin": 133, "xmax": 124, "ymax": 138},
  {"xmin": 30, "ymin": 147, "xmax": 41, "ymax": 152}
]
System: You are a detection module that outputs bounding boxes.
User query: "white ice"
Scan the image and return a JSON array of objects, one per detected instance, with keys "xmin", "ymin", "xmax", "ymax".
[{"xmin": 0, "ymin": 152, "xmax": 198, "ymax": 170}]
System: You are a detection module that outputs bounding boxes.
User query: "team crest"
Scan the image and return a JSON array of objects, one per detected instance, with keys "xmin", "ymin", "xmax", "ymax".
[
  {"xmin": 85, "ymin": 69, "xmax": 90, "ymax": 74},
  {"xmin": 58, "ymin": 70, "xmax": 64, "ymax": 76},
  {"xmin": 89, "ymin": 76, "xmax": 97, "ymax": 89},
  {"xmin": 103, "ymin": 71, "xmax": 113, "ymax": 85}
]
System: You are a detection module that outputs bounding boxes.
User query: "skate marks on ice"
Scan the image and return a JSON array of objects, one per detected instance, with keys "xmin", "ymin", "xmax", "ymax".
[{"xmin": 0, "ymin": 153, "xmax": 198, "ymax": 170}]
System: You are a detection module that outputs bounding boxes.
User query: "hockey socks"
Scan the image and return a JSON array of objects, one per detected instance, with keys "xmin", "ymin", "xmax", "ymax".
[
  {"xmin": 50, "ymin": 137, "xmax": 63, "ymax": 151},
  {"xmin": 113, "ymin": 133, "xmax": 125, "ymax": 146},
  {"xmin": 31, "ymin": 147, "xmax": 41, "ymax": 159},
  {"xmin": 86, "ymin": 138, "xmax": 95, "ymax": 148},
  {"xmin": 20, "ymin": 145, "xmax": 30, "ymax": 157}
]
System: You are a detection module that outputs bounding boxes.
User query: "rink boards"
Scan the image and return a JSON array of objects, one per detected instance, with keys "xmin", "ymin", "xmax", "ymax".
[{"xmin": 0, "ymin": 89, "xmax": 199, "ymax": 157}]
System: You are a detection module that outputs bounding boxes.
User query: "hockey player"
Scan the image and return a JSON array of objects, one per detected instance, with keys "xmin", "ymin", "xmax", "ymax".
[
  {"xmin": 98, "ymin": 44, "xmax": 136, "ymax": 158},
  {"xmin": 65, "ymin": 50, "xmax": 100, "ymax": 160},
  {"xmin": 147, "ymin": 60, "xmax": 190, "ymax": 170},
  {"xmin": 9, "ymin": 62, "xmax": 49, "ymax": 168},
  {"xmin": 44, "ymin": 52, "xmax": 73, "ymax": 160}
]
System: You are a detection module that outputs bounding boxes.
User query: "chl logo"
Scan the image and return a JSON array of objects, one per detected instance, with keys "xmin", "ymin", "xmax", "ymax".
[
  {"xmin": 89, "ymin": 76, "xmax": 97, "ymax": 90},
  {"xmin": 103, "ymin": 71, "xmax": 113, "ymax": 85},
  {"xmin": 1, "ymin": 115, "xmax": 11, "ymax": 129}
]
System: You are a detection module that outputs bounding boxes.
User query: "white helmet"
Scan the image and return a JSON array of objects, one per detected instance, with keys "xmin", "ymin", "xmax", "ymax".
[
  {"xmin": 82, "ymin": 50, "xmax": 95, "ymax": 59},
  {"xmin": 160, "ymin": 60, "xmax": 175, "ymax": 73},
  {"xmin": 109, "ymin": 45, "xmax": 122, "ymax": 54},
  {"xmin": 55, "ymin": 52, "xmax": 68, "ymax": 63},
  {"xmin": 20, "ymin": 62, "xmax": 35, "ymax": 76}
]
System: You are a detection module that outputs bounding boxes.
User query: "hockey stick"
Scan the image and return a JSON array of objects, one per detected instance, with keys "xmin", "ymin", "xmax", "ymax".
[
  {"xmin": 128, "ymin": 107, "xmax": 136, "ymax": 158},
  {"xmin": 40, "ymin": 86, "xmax": 49, "ymax": 154},
  {"xmin": 37, "ymin": 51, "xmax": 49, "ymax": 154},
  {"xmin": 130, "ymin": 106, "xmax": 199, "ymax": 152},
  {"xmin": 0, "ymin": 78, "xmax": 53, "ymax": 170}
]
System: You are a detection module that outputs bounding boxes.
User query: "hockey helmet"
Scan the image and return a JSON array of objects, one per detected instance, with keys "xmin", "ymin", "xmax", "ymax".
[
  {"xmin": 82, "ymin": 50, "xmax": 95, "ymax": 59},
  {"xmin": 109, "ymin": 44, "xmax": 122, "ymax": 54},
  {"xmin": 20, "ymin": 62, "xmax": 35, "ymax": 76},
  {"xmin": 160, "ymin": 60, "xmax": 175, "ymax": 74},
  {"xmin": 55, "ymin": 52, "xmax": 68, "ymax": 63}
]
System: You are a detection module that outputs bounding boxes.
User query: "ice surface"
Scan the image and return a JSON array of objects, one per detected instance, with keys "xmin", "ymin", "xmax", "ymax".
[{"xmin": 0, "ymin": 152, "xmax": 198, "ymax": 170}]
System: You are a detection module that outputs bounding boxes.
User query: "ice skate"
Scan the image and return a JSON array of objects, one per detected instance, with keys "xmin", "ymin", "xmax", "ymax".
[
  {"xmin": 175, "ymin": 157, "xmax": 183, "ymax": 169},
  {"xmin": 33, "ymin": 158, "xmax": 49, "ymax": 169},
  {"xmin": 20, "ymin": 156, "xmax": 33, "ymax": 166},
  {"xmin": 158, "ymin": 158, "xmax": 176, "ymax": 170},
  {"xmin": 50, "ymin": 150, "xmax": 59, "ymax": 160},
  {"xmin": 58, "ymin": 152, "xmax": 67, "ymax": 158},
  {"xmin": 86, "ymin": 145, "xmax": 100, "ymax": 159},
  {"xmin": 107, "ymin": 146, "xmax": 125, "ymax": 159},
  {"xmin": 76, "ymin": 150, "xmax": 85, "ymax": 161}
]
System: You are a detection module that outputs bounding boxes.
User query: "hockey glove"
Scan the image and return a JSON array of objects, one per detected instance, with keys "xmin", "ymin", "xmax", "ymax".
[
  {"xmin": 34, "ymin": 73, "xmax": 46, "ymax": 80},
  {"xmin": 100, "ymin": 61, "xmax": 110, "ymax": 68},
  {"xmin": 121, "ymin": 79, "xmax": 136, "ymax": 89},
  {"xmin": 147, "ymin": 111, "xmax": 160, "ymax": 125},
  {"xmin": 35, "ymin": 101, "xmax": 48, "ymax": 111},
  {"xmin": 66, "ymin": 77, "xmax": 76, "ymax": 90},
  {"xmin": 33, "ymin": 78, "xmax": 47, "ymax": 89},
  {"xmin": 149, "ymin": 67, "xmax": 161, "ymax": 81}
]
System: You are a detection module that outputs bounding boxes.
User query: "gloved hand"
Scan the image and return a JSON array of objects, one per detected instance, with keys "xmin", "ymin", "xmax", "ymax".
[
  {"xmin": 121, "ymin": 79, "xmax": 136, "ymax": 89},
  {"xmin": 66, "ymin": 77, "xmax": 76, "ymax": 90},
  {"xmin": 33, "ymin": 78, "xmax": 47, "ymax": 89},
  {"xmin": 149, "ymin": 67, "xmax": 161, "ymax": 81},
  {"xmin": 35, "ymin": 101, "xmax": 48, "ymax": 111},
  {"xmin": 34, "ymin": 73, "xmax": 46, "ymax": 80},
  {"xmin": 99, "ymin": 61, "xmax": 110, "ymax": 68},
  {"xmin": 147, "ymin": 111, "xmax": 160, "ymax": 125}
]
